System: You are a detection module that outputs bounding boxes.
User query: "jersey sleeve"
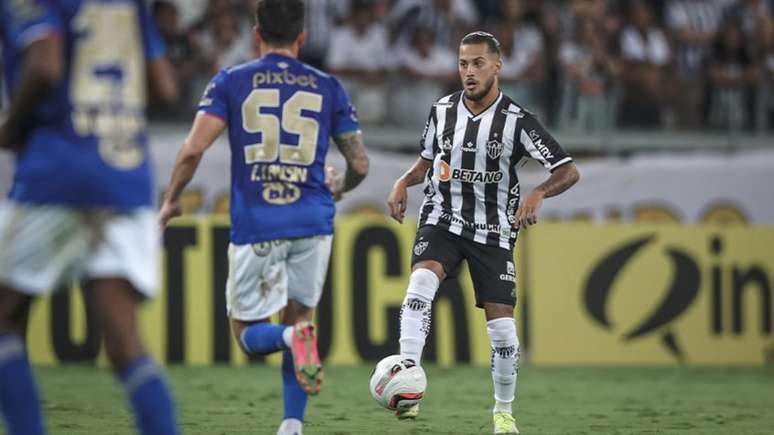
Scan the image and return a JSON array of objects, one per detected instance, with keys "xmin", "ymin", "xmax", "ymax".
[
  {"xmin": 419, "ymin": 106, "xmax": 437, "ymax": 161},
  {"xmin": 330, "ymin": 77, "xmax": 360, "ymax": 137},
  {"xmin": 515, "ymin": 113, "xmax": 572, "ymax": 172},
  {"xmin": 2, "ymin": 0, "xmax": 61, "ymax": 50},
  {"xmin": 197, "ymin": 69, "xmax": 230, "ymax": 121},
  {"xmin": 137, "ymin": 0, "xmax": 165, "ymax": 61}
]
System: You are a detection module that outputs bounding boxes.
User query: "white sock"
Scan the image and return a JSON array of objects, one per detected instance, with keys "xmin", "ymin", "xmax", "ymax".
[
  {"xmin": 399, "ymin": 268, "xmax": 440, "ymax": 364},
  {"xmin": 276, "ymin": 418, "xmax": 302, "ymax": 435},
  {"xmin": 282, "ymin": 326, "xmax": 293, "ymax": 349},
  {"xmin": 487, "ymin": 317, "xmax": 519, "ymax": 415}
]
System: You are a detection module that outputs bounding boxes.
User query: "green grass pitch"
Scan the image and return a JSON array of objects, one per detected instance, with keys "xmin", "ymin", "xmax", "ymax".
[{"xmin": 34, "ymin": 365, "xmax": 774, "ymax": 434}]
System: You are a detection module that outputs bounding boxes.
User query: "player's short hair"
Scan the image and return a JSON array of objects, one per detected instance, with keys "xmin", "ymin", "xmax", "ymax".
[
  {"xmin": 255, "ymin": 0, "xmax": 305, "ymax": 46},
  {"xmin": 460, "ymin": 31, "xmax": 501, "ymax": 57}
]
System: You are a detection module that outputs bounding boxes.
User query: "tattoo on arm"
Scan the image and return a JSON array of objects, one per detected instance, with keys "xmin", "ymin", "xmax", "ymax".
[
  {"xmin": 536, "ymin": 163, "xmax": 580, "ymax": 198},
  {"xmin": 400, "ymin": 158, "xmax": 432, "ymax": 187},
  {"xmin": 335, "ymin": 132, "xmax": 369, "ymax": 193}
]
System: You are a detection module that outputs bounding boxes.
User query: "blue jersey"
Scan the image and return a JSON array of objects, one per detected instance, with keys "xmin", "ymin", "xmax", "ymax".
[
  {"xmin": 199, "ymin": 53, "xmax": 360, "ymax": 244},
  {"xmin": 0, "ymin": 0, "xmax": 165, "ymax": 208}
]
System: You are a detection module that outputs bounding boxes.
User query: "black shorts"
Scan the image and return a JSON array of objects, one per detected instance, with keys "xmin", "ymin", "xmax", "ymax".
[{"xmin": 410, "ymin": 225, "xmax": 516, "ymax": 308}]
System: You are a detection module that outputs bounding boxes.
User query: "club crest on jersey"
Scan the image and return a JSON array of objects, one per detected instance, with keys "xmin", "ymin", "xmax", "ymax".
[
  {"xmin": 440, "ymin": 137, "xmax": 453, "ymax": 151},
  {"xmin": 414, "ymin": 238, "xmax": 429, "ymax": 256},
  {"xmin": 487, "ymin": 139, "xmax": 504, "ymax": 159}
]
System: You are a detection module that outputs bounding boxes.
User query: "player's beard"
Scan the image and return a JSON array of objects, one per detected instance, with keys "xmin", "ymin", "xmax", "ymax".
[{"xmin": 464, "ymin": 75, "xmax": 496, "ymax": 102}]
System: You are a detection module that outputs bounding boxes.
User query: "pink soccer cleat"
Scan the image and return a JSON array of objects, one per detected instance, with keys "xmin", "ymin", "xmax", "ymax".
[{"xmin": 290, "ymin": 321, "xmax": 323, "ymax": 395}]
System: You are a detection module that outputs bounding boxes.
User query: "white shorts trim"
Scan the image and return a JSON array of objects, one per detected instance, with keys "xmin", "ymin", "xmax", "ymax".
[
  {"xmin": 0, "ymin": 201, "xmax": 159, "ymax": 296},
  {"xmin": 226, "ymin": 235, "xmax": 332, "ymax": 321}
]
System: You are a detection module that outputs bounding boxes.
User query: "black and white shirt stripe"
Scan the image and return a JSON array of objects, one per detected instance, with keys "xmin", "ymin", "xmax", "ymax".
[{"xmin": 418, "ymin": 91, "xmax": 572, "ymax": 250}]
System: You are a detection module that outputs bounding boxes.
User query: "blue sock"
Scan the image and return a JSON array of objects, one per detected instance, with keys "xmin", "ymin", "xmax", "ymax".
[
  {"xmin": 240, "ymin": 323, "xmax": 289, "ymax": 355},
  {"xmin": 0, "ymin": 334, "xmax": 45, "ymax": 435},
  {"xmin": 119, "ymin": 356, "xmax": 179, "ymax": 435},
  {"xmin": 282, "ymin": 349, "xmax": 308, "ymax": 420}
]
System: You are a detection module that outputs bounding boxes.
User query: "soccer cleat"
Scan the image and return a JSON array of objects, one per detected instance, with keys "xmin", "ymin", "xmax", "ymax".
[
  {"xmin": 290, "ymin": 321, "xmax": 323, "ymax": 395},
  {"xmin": 493, "ymin": 412, "xmax": 519, "ymax": 434},
  {"xmin": 395, "ymin": 403, "xmax": 420, "ymax": 419},
  {"xmin": 276, "ymin": 418, "xmax": 303, "ymax": 435}
]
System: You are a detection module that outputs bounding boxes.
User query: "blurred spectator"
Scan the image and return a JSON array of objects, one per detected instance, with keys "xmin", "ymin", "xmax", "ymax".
[
  {"xmin": 299, "ymin": 0, "xmax": 351, "ymax": 69},
  {"xmin": 152, "ymin": 0, "xmax": 201, "ymax": 118},
  {"xmin": 199, "ymin": 11, "xmax": 253, "ymax": 75},
  {"xmin": 558, "ymin": 0, "xmax": 621, "ymax": 39},
  {"xmin": 391, "ymin": 26, "xmax": 456, "ymax": 127},
  {"xmin": 617, "ymin": 1, "xmax": 671, "ymax": 128},
  {"xmin": 326, "ymin": 0, "xmax": 390, "ymax": 123},
  {"xmin": 706, "ymin": 20, "xmax": 761, "ymax": 131},
  {"xmin": 723, "ymin": 0, "xmax": 773, "ymax": 56},
  {"xmin": 387, "ymin": 0, "xmax": 478, "ymax": 50},
  {"xmin": 397, "ymin": 26, "xmax": 457, "ymax": 82},
  {"xmin": 764, "ymin": 31, "xmax": 774, "ymax": 130},
  {"xmin": 666, "ymin": 0, "xmax": 723, "ymax": 128},
  {"xmin": 558, "ymin": 18, "xmax": 621, "ymax": 131},
  {"xmin": 496, "ymin": 0, "xmax": 546, "ymax": 113}
]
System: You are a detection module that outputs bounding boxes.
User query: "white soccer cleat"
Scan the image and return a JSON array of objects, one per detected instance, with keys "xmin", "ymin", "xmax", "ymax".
[{"xmin": 276, "ymin": 418, "xmax": 303, "ymax": 435}]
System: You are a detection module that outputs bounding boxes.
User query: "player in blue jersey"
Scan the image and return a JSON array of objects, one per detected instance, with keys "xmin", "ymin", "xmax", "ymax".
[
  {"xmin": 159, "ymin": 0, "xmax": 369, "ymax": 434},
  {"xmin": 0, "ymin": 1, "xmax": 179, "ymax": 434}
]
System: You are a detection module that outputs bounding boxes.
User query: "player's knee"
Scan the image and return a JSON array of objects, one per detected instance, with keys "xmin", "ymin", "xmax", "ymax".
[
  {"xmin": 103, "ymin": 329, "xmax": 144, "ymax": 371},
  {"xmin": 487, "ymin": 317, "xmax": 517, "ymax": 344},
  {"xmin": 405, "ymin": 268, "xmax": 440, "ymax": 303}
]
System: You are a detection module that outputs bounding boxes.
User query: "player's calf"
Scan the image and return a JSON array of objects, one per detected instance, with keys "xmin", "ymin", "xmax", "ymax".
[{"xmin": 398, "ymin": 268, "xmax": 440, "ymax": 364}]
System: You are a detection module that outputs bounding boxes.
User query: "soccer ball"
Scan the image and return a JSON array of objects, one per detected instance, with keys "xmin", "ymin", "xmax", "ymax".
[{"xmin": 369, "ymin": 355, "xmax": 426, "ymax": 411}]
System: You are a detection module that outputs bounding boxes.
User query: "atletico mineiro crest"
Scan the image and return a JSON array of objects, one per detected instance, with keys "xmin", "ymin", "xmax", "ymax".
[{"xmin": 487, "ymin": 139, "xmax": 504, "ymax": 159}]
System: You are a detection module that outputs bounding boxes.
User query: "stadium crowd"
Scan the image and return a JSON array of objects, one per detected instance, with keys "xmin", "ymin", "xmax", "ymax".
[{"xmin": 151, "ymin": 0, "xmax": 774, "ymax": 133}]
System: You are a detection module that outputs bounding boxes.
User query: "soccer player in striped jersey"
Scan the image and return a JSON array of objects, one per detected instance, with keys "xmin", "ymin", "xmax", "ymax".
[
  {"xmin": 387, "ymin": 31, "xmax": 580, "ymax": 434},
  {"xmin": 159, "ymin": 1, "xmax": 368, "ymax": 434},
  {"xmin": 0, "ymin": 1, "xmax": 179, "ymax": 434}
]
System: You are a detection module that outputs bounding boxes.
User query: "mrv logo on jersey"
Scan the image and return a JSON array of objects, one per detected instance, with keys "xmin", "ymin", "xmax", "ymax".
[{"xmin": 528, "ymin": 129, "xmax": 554, "ymax": 160}]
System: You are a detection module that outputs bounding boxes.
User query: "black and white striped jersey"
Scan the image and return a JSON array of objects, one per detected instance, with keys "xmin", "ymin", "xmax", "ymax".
[{"xmin": 417, "ymin": 91, "xmax": 572, "ymax": 250}]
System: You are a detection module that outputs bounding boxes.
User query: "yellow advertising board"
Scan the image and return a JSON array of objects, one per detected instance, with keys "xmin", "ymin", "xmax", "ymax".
[
  {"xmin": 23, "ymin": 219, "xmax": 773, "ymax": 366},
  {"xmin": 528, "ymin": 224, "xmax": 774, "ymax": 365},
  {"xmin": 25, "ymin": 216, "xmax": 518, "ymax": 368}
]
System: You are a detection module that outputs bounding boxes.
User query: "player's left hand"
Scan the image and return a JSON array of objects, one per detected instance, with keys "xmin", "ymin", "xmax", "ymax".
[
  {"xmin": 159, "ymin": 200, "xmax": 182, "ymax": 230},
  {"xmin": 325, "ymin": 165, "xmax": 343, "ymax": 201},
  {"xmin": 514, "ymin": 190, "xmax": 545, "ymax": 229}
]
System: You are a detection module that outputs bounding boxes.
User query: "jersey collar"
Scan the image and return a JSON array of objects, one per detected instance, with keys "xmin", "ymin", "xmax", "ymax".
[{"xmin": 461, "ymin": 91, "xmax": 502, "ymax": 121}]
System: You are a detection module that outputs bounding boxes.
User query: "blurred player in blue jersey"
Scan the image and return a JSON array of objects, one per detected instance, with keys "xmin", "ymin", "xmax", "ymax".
[
  {"xmin": 159, "ymin": 0, "xmax": 369, "ymax": 433},
  {"xmin": 0, "ymin": 1, "xmax": 179, "ymax": 434}
]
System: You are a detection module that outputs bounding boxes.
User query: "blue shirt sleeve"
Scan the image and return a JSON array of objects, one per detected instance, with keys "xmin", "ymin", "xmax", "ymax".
[
  {"xmin": 137, "ymin": 0, "xmax": 165, "ymax": 60},
  {"xmin": 330, "ymin": 77, "xmax": 360, "ymax": 137},
  {"xmin": 3, "ymin": 0, "xmax": 61, "ymax": 50},
  {"xmin": 198, "ymin": 69, "xmax": 230, "ymax": 120}
]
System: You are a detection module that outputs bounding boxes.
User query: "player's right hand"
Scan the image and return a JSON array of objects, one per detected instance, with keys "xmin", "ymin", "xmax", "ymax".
[
  {"xmin": 387, "ymin": 182, "xmax": 408, "ymax": 224},
  {"xmin": 159, "ymin": 200, "xmax": 182, "ymax": 230}
]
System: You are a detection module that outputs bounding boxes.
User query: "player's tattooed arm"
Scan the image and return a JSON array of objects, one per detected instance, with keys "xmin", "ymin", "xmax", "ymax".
[
  {"xmin": 515, "ymin": 162, "xmax": 579, "ymax": 229},
  {"xmin": 387, "ymin": 157, "xmax": 432, "ymax": 224},
  {"xmin": 332, "ymin": 131, "xmax": 370, "ymax": 194},
  {"xmin": 535, "ymin": 162, "xmax": 580, "ymax": 198},
  {"xmin": 0, "ymin": 35, "xmax": 62, "ymax": 151},
  {"xmin": 398, "ymin": 158, "xmax": 432, "ymax": 188}
]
